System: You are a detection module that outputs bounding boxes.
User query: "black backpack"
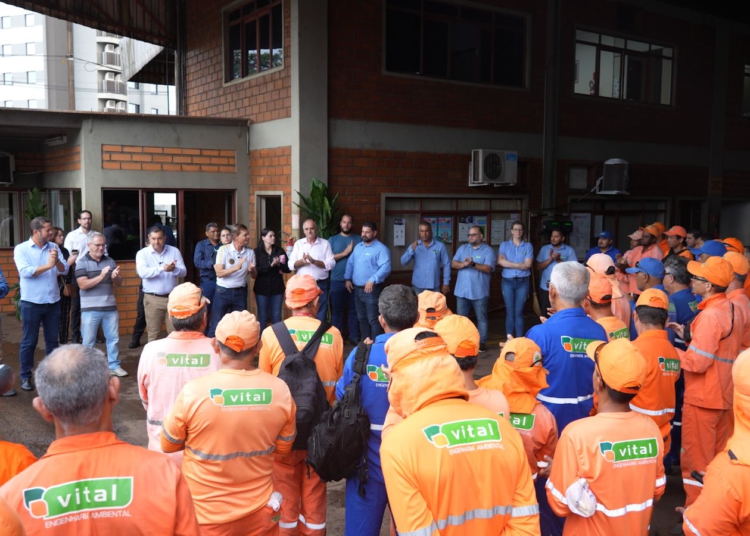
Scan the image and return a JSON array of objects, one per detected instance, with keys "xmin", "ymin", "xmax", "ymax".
[
  {"xmin": 306, "ymin": 343, "xmax": 372, "ymax": 492},
  {"xmin": 272, "ymin": 321, "xmax": 331, "ymax": 451}
]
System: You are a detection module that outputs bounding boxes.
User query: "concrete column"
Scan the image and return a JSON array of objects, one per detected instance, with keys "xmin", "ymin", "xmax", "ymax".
[
  {"xmin": 290, "ymin": 0, "xmax": 328, "ymax": 233},
  {"xmin": 707, "ymin": 22, "xmax": 729, "ymax": 236},
  {"xmin": 541, "ymin": 0, "xmax": 561, "ymax": 213}
]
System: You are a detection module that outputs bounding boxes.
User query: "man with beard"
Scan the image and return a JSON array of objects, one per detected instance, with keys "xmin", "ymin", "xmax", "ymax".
[{"xmin": 329, "ymin": 214, "xmax": 362, "ymax": 344}]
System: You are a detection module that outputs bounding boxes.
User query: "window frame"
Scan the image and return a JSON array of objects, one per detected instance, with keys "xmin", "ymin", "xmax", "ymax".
[
  {"xmin": 2, "ymin": 73, "xmax": 11, "ymax": 86},
  {"xmin": 222, "ymin": 0, "xmax": 285, "ymax": 85},
  {"xmin": 27, "ymin": 99, "xmax": 37, "ymax": 109},
  {"xmin": 742, "ymin": 62, "xmax": 750, "ymax": 118},
  {"xmin": 0, "ymin": 189, "xmax": 82, "ymax": 248},
  {"xmin": 25, "ymin": 14, "xmax": 34, "ymax": 26},
  {"xmin": 2, "ymin": 44, "xmax": 11, "ymax": 57},
  {"xmin": 1, "ymin": 17, "xmax": 10, "ymax": 29},
  {"xmin": 382, "ymin": 0, "xmax": 531, "ymax": 90},
  {"xmin": 26, "ymin": 42, "xmax": 35, "ymax": 56},
  {"xmin": 573, "ymin": 26, "xmax": 676, "ymax": 107},
  {"xmin": 27, "ymin": 71, "xmax": 36, "ymax": 84}
]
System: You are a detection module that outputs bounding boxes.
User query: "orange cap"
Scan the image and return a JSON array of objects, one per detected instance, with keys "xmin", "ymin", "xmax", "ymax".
[
  {"xmin": 636, "ymin": 288, "xmax": 669, "ymax": 310},
  {"xmin": 587, "ymin": 273, "xmax": 613, "ymax": 304},
  {"xmin": 385, "ymin": 327, "xmax": 450, "ymax": 370},
  {"xmin": 639, "ymin": 224, "xmax": 662, "ymax": 239},
  {"xmin": 168, "ymin": 282, "xmax": 209, "ymax": 319},
  {"xmin": 434, "ymin": 315, "xmax": 479, "ymax": 358},
  {"xmin": 724, "ymin": 251, "xmax": 750, "ymax": 276},
  {"xmin": 653, "ymin": 222, "xmax": 666, "ymax": 234},
  {"xmin": 688, "ymin": 257, "xmax": 735, "ymax": 287},
  {"xmin": 722, "ymin": 238, "xmax": 745, "ymax": 255},
  {"xmin": 285, "ymin": 274, "xmax": 323, "ymax": 309},
  {"xmin": 586, "ymin": 339, "xmax": 647, "ymax": 394},
  {"xmin": 215, "ymin": 310, "xmax": 260, "ymax": 352},
  {"xmin": 500, "ymin": 337, "xmax": 543, "ymax": 369},
  {"xmin": 664, "ymin": 226, "xmax": 687, "ymax": 238},
  {"xmin": 416, "ymin": 290, "xmax": 452, "ymax": 329}
]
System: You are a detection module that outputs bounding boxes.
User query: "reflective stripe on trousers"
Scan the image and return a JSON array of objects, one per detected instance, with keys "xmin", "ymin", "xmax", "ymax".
[{"xmin": 398, "ymin": 503, "xmax": 540, "ymax": 536}]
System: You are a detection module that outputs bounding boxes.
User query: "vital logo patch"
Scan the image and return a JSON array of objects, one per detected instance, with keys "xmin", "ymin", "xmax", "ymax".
[
  {"xmin": 658, "ymin": 357, "xmax": 681, "ymax": 374},
  {"xmin": 560, "ymin": 336, "xmax": 598, "ymax": 354},
  {"xmin": 423, "ymin": 419, "xmax": 501, "ymax": 448},
  {"xmin": 599, "ymin": 438, "xmax": 659, "ymax": 463},
  {"xmin": 608, "ymin": 328, "xmax": 629, "ymax": 340},
  {"xmin": 210, "ymin": 388, "xmax": 272, "ymax": 406},
  {"xmin": 366, "ymin": 365, "xmax": 389, "ymax": 383},
  {"xmin": 158, "ymin": 354, "xmax": 211, "ymax": 368},
  {"xmin": 689, "ymin": 301, "xmax": 699, "ymax": 313},
  {"xmin": 23, "ymin": 478, "xmax": 133, "ymax": 519},
  {"xmin": 288, "ymin": 329, "xmax": 333, "ymax": 345},
  {"xmin": 510, "ymin": 413, "xmax": 536, "ymax": 431}
]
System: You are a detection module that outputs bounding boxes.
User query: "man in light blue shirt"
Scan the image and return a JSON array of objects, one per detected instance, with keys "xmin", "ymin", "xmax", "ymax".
[
  {"xmin": 535, "ymin": 229, "xmax": 576, "ymax": 317},
  {"xmin": 451, "ymin": 225, "xmax": 496, "ymax": 352},
  {"xmin": 345, "ymin": 221, "xmax": 391, "ymax": 340},
  {"xmin": 13, "ymin": 216, "xmax": 68, "ymax": 391},
  {"xmin": 329, "ymin": 214, "xmax": 362, "ymax": 344},
  {"xmin": 400, "ymin": 221, "xmax": 450, "ymax": 295}
]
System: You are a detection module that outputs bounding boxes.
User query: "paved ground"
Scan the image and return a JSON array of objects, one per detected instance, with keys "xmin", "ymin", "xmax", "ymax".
[{"xmin": 0, "ymin": 309, "xmax": 684, "ymax": 535}]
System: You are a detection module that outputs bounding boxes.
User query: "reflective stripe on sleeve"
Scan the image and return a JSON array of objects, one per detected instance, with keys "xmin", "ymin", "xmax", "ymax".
[
  {"xmin": 398, "ymin": 522, "xmax": 438, "ymax": 536},
  {"xmin": 511, "ymin": 504, "xmax": 540, "ymax": 517},
  {"xmin": 673, "ymin": 421, "xmax": 682, "ymax": 427},
  {"xmin": 683, "ymin": 478, "xmax": 704, "ymax": 488},
  {"xmin": 687, "ymin": 345, "xmax": 735, "ymax": 364},
  {"xmin": 161, "ymin": 426, "xmax": 184, "ymax": 445},
  {"xmin": 299, "ymin": 514, "xmax": 326, "ymax": 530},
  {"xmin": 537, "ymin": 393, "xmax": 594, "ymax": 405},
  {"xmin": 532, "ymin": 472, "xmax": 538, "ymax": 481},
  {"xmin": 596, "ymin": 498, "xmax": 653, "ymax": 517},
  {"xmin": 545, "ymin": 479, "xmax": 567, "ymax": 504},
  {"xmin": 277, "ymin": 431, "xmax": 297, "ymax": 442},
  {"xmin": 655, "ymin": 476, "xmax": 666, "ymax": 487},
  {"xmin": 322, "ymin": 381, "xmax": 337, "ymax": 387},
  {"xmin": 147, "ymin": 418, "xmax": 163, "ymax": 426},
  {"xmin": 187, "ymin": 444, "xmax": 275, "ymax": 461},
  {"xmin": 629, "ymin": 404, "xmax": 675, "ymax": 416},
  {"xmin": 683, "ymin": 512, "xmax": 701, "ymax": 536},
  {"xmin": 371, "ymin": 423, "xmax": 384, "ymax": 431}
]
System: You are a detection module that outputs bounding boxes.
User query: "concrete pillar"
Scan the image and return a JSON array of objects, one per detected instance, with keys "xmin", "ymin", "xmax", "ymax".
[
  {"xmin": 290, "ymin": 0, "xmax": 328, "ymax": 233},
  {"xmin": 541, "ymin": 0, "xmax": 561, "ymax": 214},
  {"xmin": 707, "ymin": 22, "xmax": 729, "ymax": 237}
]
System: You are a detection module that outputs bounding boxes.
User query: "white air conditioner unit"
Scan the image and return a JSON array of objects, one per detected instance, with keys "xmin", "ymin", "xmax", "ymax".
[
  {"xmin": 595, "ymin": 158, "xmax": 629, "ymax": 195},
  {"xmin": 0, "ymin": 152, "xmax": 15, "ymax": 186},
  {"xmin": 469, "ymin": 150, "xmax": 518, "ymax": 187}
]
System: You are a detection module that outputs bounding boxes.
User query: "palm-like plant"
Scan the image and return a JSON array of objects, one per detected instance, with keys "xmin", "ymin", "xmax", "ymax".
[{"xmin": 295, "ymin": 179, "xmax": 341, "ymax": 239}]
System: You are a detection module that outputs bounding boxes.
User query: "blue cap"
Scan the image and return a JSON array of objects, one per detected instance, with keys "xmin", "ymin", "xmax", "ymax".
[
  {"xmin": 626, "ymin": 258, "xmax": 665, "ymax": 278},
  {"xmin": 596, "ymin": 231, "xmax": 613, "ymax": 240},
  {"xmin": 690, "ymin": 240, "xmax": 727, "ymax": 258}
]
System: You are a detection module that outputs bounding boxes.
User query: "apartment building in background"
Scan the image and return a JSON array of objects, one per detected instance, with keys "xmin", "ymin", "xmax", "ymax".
[{"xmin": 0, "ymin": 2, "xmax": 174, "ymax": 113}]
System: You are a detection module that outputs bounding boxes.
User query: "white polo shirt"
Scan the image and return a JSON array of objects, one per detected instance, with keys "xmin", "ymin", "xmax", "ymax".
[
  {"xmin": 287, "ymin": 236, "xmax": 335, "ymax": 281},
  {"xmin": 216, "ymin": 243, "xmax": 256, "ymax": 289}
]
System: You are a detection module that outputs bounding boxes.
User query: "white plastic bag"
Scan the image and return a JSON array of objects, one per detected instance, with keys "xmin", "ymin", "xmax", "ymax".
[{"xmin": 565, "ymin": 478, "xmax": 597, "ymax": 518}]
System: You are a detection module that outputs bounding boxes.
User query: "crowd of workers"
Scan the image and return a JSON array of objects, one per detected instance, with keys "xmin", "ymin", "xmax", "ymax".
[{"xmin": 0, "ymin": 210, "xmax": 749, "ymax": 535}]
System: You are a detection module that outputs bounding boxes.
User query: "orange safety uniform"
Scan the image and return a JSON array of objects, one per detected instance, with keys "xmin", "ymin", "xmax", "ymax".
[
  {"xmin": 625, "ymin": 244, "xmax": 664, "ymax": 295},
  {"xmin": 683, "ymin": 349, "xmax": 750, "ymax": 535},
  {"xmin": 682, "ymin": 292, "xmax": 742, "ymax": 506},
  {"xmin": 0, "ymin": 431, "xmax": 201, "ymax": 535},
  {"xmin": 728, "ymin": 288, "xmax": 750, "ymax": 351},
  {"xmin": 381, "ymin": 328, "xmax": 540, "ymax": 536},
  {"xmin": 596, "ymin": 316, "xmax": 630, "ymax": 341},
  {"xmin": 161, "ymin": 369, "xmax": 296, "ymax": 533},
  {"xmin": 0, "ymin": 496, "xmax": 25, "ymax": 536},
  {"xmin": 744, "ymin": 274, "xmax": 750, "ymax": 301},
  {"xmin": 137, "ymin": 330, "xmax": 221, "ymax": 464},
  {"xmin": 468, "ymin": 386, "xmax": 510, "ymax": 417},
  {"xmin": 611, "ymin": 296, "xmax": 632, "ymax": 329},
  {"xmin": 630, "ymin": 330, "xmax": 680, "ymax": 452},
  {"xmin": 259, "ymin": 317, "xmax": 343, "ymax": 536},
  {"xmin": 546, "ymin": 412, "xmax": 665, "ymax": 535},
  {"xmin": 0, "ymin": 440, "xmax": 36, "ymax": 487}
]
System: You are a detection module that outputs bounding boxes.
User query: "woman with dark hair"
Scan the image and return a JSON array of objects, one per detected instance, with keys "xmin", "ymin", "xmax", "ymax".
[
  {"xmin": 219, "ymin": 226, "xmax": 232, "ymax": 246},
  {"xmin": 53, "ymin": 227, "xmax": 78, "ymax": 344},
  {"xmin": 253, "ymin": 228, "xmax": 290, "ymax": 331},
  {"xmin": 497, "ymin": 220, "xmax": 534, "ymax": 338}
]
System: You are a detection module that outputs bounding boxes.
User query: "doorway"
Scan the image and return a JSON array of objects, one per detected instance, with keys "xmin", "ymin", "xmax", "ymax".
[
  {"xmin": 257, "ymin": 194, "xmax": 282, "ymax": 247},
  {"xmin": 183, "ymin": 190, "xmax": 235, "ymax": 284}
]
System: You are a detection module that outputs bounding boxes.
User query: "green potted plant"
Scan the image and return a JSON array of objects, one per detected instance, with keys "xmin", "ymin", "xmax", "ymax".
[{"xmin": 295, "ymin": 179, "xmax": 341, "ymax": 239}]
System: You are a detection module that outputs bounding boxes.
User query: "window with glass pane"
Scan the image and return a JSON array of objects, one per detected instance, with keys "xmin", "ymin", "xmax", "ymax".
[
  {"xmin": 574, "ymin": 29, "xmax": 673, "ymax": 105},
  {"xmin": 743, "ymin": 64, "xmax": 750, "ymax": 118},
  {"xmin": 225, "ymin": 0, "xmax": 283, "ymax": 82},
  {"xmin": 27, "ymin": 71, "xmax": 36, "ymax": 84},
  {"xmin": 385, "ymin": 0, "xmax": 527, "ymax": 88},
  {"xmin": 0, "ymin": 193, "xmax": 20, "ymax": 248},
  {"xmin": 103, "ymin": 190, "xmax": 141, "ymax": 260},
  {"xmin": 26, "ymin": 43, "xmax": 35, "ymax": 55}
]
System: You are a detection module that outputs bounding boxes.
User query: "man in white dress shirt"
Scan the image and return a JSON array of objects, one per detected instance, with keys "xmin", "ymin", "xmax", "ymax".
[
  {"xmin": 136, "ymin": 225, "xmax": 187, "ymax": 342},
  {"xmin": 288, "ymin": 218, "xmax": 335, "ymax": 321},
  {"xmin": 63, "ymin": 210, "xmax": 95, "ymax": 343}
]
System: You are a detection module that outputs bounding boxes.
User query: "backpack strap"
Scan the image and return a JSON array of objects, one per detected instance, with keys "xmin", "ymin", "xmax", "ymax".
[
  {"xmin": 300, "ymin": 321, "xmax": 331, "ymax": 360},
  {"xmin": 271, "ymin": 322, "xmax": 299, "ymax": 358},
  {"xmin": 352, "ymin": 343, "xmax": 371, "ymax": 378}
]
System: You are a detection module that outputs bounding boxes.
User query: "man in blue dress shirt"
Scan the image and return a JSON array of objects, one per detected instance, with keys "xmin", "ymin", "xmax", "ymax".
[
  {"xmin": 585, "ymin": 230, "xmax": 621, "ymax": 263},
  {"xmin": 193, "ymin": 222, "xmax": 221, "ymax": 332},
  {"xmin": 535, "ymin": 229, "xmax": 576, "ymax": 317},
  {"xmin": 451, "ymin": 225, "xmax": 496, "ymax": 352},
  {"xmin": 13, "ymin": 216, "xmax": 69, "ymax": 391},
  {"xmin": 329, "ymin": 214, "xmax": 362, "ymax": 344},
  {"xmin": 400, "ymin": 221, "xmax": 451, "ymax": 295},
  {"xmin": 345, "ymin": 221, "xmax": 391, "ymax": 340}
]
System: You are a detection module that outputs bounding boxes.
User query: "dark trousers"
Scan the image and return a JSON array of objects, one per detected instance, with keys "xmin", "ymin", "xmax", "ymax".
[
  {"xmin": 58, "ymin": 295, "xmax": 72, "ymax": 344},
  {"xmin": 209, "ymin": 286, "xmax": 248, "ymax": 337},
  {"xmin": 255, "ymin": 293, "xmax": 283, "ymax": 333},
  {"xmin": 70, "ymin": 277, "xmax": 81, "ymax": 340},
  {"xmin": 20, "ymin": 300, "xmax": 61, "ymax": 381},
  {"xmin": 538, "ymin": 288, "xmax": 551, "ymax": 318},
  {"xmin": 330, "ymin": 279, "xmax": 360, "ymax": 342},
  {"xmin": 316, "ymin": 277, "xmax": 330, "ymax": 322},
  {"xmin": 200, "ymin": 278, "xmax": 217, "ymax": 335},
  {"xmin": 354, "ymin": 284, "xmax": 384, "ymax": 341},
  {"xmin": 131, "ymin": 285, "xmax": 146, "ymax": 342}
]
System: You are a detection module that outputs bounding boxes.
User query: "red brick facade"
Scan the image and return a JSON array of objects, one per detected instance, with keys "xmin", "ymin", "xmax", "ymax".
[
  {"xmin": 101, "ymin": 144, "xmax": 236, "ymax": 173},
  {"xmin": 249, "ymin": 146, "xmax": 292, "ymax": 243},
  {"xmin": 14, "ymin": 145, "xmax": 81, "ymax": 173}
]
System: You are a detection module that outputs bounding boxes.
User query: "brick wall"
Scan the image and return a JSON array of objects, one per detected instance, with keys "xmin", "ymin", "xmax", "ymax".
[
  {"xmin": 185, "ymin": 0, "xmax": 291, "ymax": 122},
  {"xmin": 249, "ymin": 146, "xmax": 292, "ymax": 243},
  {"xmin": 101, "ymin": 145, "xmax": 236, "ymax": 173},
  {"xmin": 0, "ymin": 250, "xmax": 17, "ymax": 315},
  {"xmin": 14, "ymin": 145, "xmax": 81, "ymax": 173}
]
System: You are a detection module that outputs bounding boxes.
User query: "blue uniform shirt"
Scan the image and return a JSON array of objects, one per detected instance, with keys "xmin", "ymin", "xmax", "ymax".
[
  {"xmin": 498, "ymin": 240, "xmax": 533, "ymax": 278},
  {"xmin": 525, "ymin": 307, "xmax": 607, "ymax": 434},
  {"xmin": 329, "ymin": 233, "xmax": 362, "ymax": 282},
  {"xmin": 453, "ymin": 243, "xmax": 496, "ymax": 300},
  {"xmin": 193, "ymin": 238, "xmax": 220, "ymax": 281},
  {"xmin": 585, "ymin": 245, "xmax": 621, "ymax": 263},
  {"xmin": 14, "ymin": 238, "xmax": 68, "ymax": 304},
  {"xmin": 336, "ymin": 333, "xmax": 395, "ymax": 484},
  {"xmin": 344, "ymin": 239, "xmax": 391, "ymax": 286},
  {"xmin": 400, "ymin": 239, "xmax": 451, "ymax": 289},
  {"xmin": 668, "ymin": 288, "xmax": 700, "ymax": 350},
  {"xmin": 536, "ymin": 244, "xmax": 577, "ymax": 290}
]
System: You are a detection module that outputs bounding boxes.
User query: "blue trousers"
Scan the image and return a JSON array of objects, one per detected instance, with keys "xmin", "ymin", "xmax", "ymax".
[
  {"xmin": 209, "ymin": 286, "xmax": 247, "ymax": 337},
  {"xmin": 501, "ymin": 277, "xmax": 529, "ymax": 338},
  {"xmin": 344, "ymin": 476, "xmax": 388, "ymax": 536},
  {"xmin": 412, "ymin": 285, "xmax": 439, "ymax": 294},
  {"xmin": 456, "ymin": 296, "xmax": 489, "ymax": 345},
  {"xmin": 20, "ymin": 300, "xmax": 61, "ymax": 381},
  {"xmin": 199, "ymin": 278, "xmax": 216, "ymax": 335},
  {"xmin": 330, "ymin": 280, "xmax": 359, "ymax": 342},
  {"xmin": 316, "ymin": 277, "xmax": 330, "ymax": 322},
  {"xmin": 255, "ymin": 293, "xmax": 283, "ymax": 333},
  {"xmin": 354, "ymin": 285, "xmax": 384, "ymax": 340},
  {"xmin": 536, "ymin": 477, "xmax": 564, "ymax": 536},
  {"xmin": 81, "ymin": 310, "xmax": 120, "ymax": 370}
]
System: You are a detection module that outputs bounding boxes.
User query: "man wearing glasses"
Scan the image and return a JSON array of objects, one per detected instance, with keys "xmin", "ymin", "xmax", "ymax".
[
  {"xmin": 76, "ymin": 231, "xmax": 126, "ymax": 376},
  {"xmin": 451, "ymin": 225, "xmax": 496, "ymax": 352},
  {"xmin": 667, "ymin": 256, "xmax": 742, "ymax": 512}
]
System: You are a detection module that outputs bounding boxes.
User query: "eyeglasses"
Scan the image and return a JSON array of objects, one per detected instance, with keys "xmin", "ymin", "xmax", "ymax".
[{"xmin": 691, "ymin": 275, "xmax": 709, "ymax": 283}]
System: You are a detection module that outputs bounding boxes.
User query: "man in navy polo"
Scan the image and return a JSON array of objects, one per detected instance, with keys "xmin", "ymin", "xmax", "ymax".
[
  {"xmin": 585, "ymin": 230, "xmax": 620, "ymax": 263},
  {"xmin": 193, "ymin": 222, "xmax": 221, "ymax": 332}
]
